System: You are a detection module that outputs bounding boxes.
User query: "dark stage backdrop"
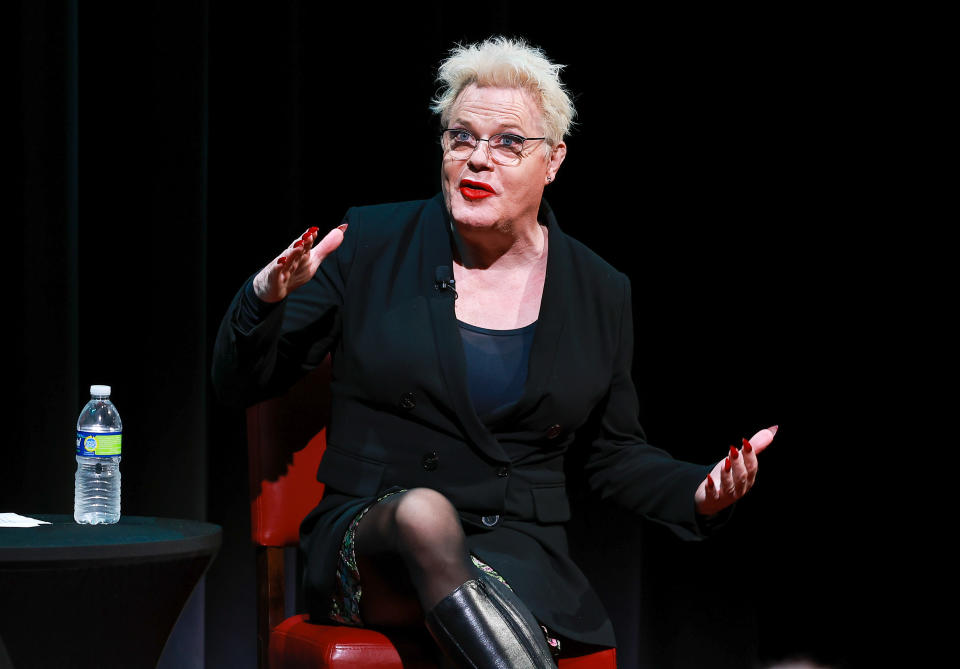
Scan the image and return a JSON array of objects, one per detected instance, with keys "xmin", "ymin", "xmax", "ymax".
[{"xmin": 13, "ymin": 2, "xmax": 885, "ymax": 667}]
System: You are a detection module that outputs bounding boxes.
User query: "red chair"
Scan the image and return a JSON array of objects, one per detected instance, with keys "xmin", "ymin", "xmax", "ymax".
[{"xmin": 247, "ymin": 360, "xmax": 617, "ymax": 668}]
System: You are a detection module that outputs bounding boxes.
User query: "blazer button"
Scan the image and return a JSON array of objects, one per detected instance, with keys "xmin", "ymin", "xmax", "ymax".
[
  {"xmin": 481, "ymin": 514, "xmax": 500, "ymax": 527},
  {"xmin": 421, "ymin": 451, "xmax": 439, "ymax": 471},
  {"xmin": 399, "ymin": 392, "xmax": 417, "ymax": 410},
  {"xmin": 545, "ymin": 424, "xmax": 562, "ymax": 439},
  {"xmin": 496, "ymin": 465, "xmax": 510, "ymax": 478}
]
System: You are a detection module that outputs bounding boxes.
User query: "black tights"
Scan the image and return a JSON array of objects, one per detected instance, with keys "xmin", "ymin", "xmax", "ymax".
[{"xmin": 353, "ymin": 488, "xmax": 480, "ymax": 626}]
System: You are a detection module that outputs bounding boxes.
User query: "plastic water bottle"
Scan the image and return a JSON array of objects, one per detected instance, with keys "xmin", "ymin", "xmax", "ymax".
[{"xmin": 75, "ymin": 384, "xmax": 122, "ymax": 524}]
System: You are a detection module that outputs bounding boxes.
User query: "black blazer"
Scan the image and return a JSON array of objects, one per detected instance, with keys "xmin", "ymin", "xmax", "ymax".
[{"xmin": 212, "ymin": 193, "xmax": 712, "ymax": 647}]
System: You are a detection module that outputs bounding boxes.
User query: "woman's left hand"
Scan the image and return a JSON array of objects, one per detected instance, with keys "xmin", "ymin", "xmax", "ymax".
[{"xmin": 695, "ymin": 425, "xmax": 777, "ymax": 516}]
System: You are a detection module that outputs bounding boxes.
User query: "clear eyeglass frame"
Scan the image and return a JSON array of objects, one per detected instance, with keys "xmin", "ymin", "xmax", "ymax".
[{"xmin": 440, "ymin": 128, "xmax": 546, "ymax": 166}]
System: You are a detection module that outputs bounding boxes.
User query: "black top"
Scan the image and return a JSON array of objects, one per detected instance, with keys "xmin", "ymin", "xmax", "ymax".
[{"xmin": 458, "ymin": 319, "xmax": 536, "ymax": 421}]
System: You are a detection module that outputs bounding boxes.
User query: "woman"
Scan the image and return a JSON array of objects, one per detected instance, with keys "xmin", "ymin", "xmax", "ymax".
[{"xmin": 213, "ymin": 37, "xmax": 773, "ymax": 667}]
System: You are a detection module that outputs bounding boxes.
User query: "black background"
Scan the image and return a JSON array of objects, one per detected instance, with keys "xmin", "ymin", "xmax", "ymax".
[{"xmin": 13, "ymin": 1, "xmax": 901, "ymax": 667}]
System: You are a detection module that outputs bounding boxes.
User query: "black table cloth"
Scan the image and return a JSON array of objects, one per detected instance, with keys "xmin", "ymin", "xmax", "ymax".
[{"xmin": 0, "ymin": 515, "xmax": 221, "ymax": 669}]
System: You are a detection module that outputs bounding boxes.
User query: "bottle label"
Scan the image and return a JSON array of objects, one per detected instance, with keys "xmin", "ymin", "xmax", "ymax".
[{"xmin": 76, "ymin": 431, "xmax": 122, "ymax": 456}]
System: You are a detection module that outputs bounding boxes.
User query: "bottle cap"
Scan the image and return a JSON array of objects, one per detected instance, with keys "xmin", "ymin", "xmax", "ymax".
[{"xmin": 90, "ymin": 385, "xmax": 111, "ymax": 397}]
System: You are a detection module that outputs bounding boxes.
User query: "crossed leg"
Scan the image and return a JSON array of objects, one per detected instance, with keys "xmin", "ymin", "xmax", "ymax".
[
  {"xmin": 354, "ymin": 487, "xmax": 478, "ymax": 626},
  {"xmin": 351, "ymin": 487, "xmax": 556, "ymax": 667}
]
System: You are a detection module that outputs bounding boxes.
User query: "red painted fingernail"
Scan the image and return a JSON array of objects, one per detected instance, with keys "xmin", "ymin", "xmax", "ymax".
[
  {"xmin": 293, "ymin": 239, "xmax": 303, "ymax": 248},
  {"xmin": 308, "ymin": 226, "xmax": 319, "ymax": 235},
  {"xmin": 277, "ymin": 257, "xmax": 286, "ymax": 265},
  {"xmin": 742, "ymin": 438, "xmax": 753, "ymax": 453},
  {"xmin": 706, "ymin": 475, "xmax": 714, "ymax": 488},
  {"xmin": 301, "ymin": 233, "xmax": 310, "ymax": 241},
  {"xmin": 724, "ymin": 457, "xmax": 731, "ymax": 472},
  {"xmin": 729, "ymin": 445, "xmax": 739, "ymax": 460},
  {"xmin": 338, "ymin": 223, "xmax": 348, "ymax": 232}
]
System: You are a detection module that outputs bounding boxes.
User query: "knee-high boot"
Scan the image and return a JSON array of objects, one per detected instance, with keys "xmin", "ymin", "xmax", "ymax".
[{"xmin": 425, "ymin": 574, "xmax": 556, "ymax": 668}]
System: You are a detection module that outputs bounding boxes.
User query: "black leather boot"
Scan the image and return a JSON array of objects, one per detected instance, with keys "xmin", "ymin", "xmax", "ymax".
[{"xmin": 425, "ymin": 575, "xmax": 556, "ymax": 668}]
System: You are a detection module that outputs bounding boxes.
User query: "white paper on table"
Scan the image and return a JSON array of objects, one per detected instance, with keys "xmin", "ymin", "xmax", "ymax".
[{"xmin": 0, "ymin": 513, "xmax": 52, "ymax": 527}]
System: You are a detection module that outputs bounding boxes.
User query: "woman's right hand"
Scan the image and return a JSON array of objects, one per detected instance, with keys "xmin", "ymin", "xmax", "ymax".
[{"xmin": 252, "ymin": 224, "xmax": 347, "ymax": 303}]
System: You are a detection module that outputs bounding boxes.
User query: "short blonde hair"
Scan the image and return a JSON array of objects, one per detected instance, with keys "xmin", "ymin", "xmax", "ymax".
[{"xmin": 431, "ymin": 36, "xmax": 576, "ymax": 147}]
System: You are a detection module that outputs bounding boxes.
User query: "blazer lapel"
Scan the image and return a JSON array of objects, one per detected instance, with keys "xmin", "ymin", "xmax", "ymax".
[
  {"xmin": 422, "ymin": 195, "xmax": 510, "ymax": 463},
  {"xmin": 520, "ymin": 198, "xmax": 569, "ymax": 410}
]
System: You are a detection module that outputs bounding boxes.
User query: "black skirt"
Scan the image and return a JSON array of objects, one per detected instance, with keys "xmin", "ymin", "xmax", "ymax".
[{"xmin": 299, "ymin": 486, "xmax": 617, "ymax": 648}]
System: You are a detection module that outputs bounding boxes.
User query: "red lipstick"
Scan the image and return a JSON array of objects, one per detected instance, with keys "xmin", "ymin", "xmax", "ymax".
[{"xmin": 459, "ymin": 179, "xmax": 496, "ymax": 200}]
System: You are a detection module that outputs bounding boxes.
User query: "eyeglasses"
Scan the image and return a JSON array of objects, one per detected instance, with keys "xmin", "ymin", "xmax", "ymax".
[{"xmin": 440, "ymin": 128, "xmax": 546, "ymax": 166}]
